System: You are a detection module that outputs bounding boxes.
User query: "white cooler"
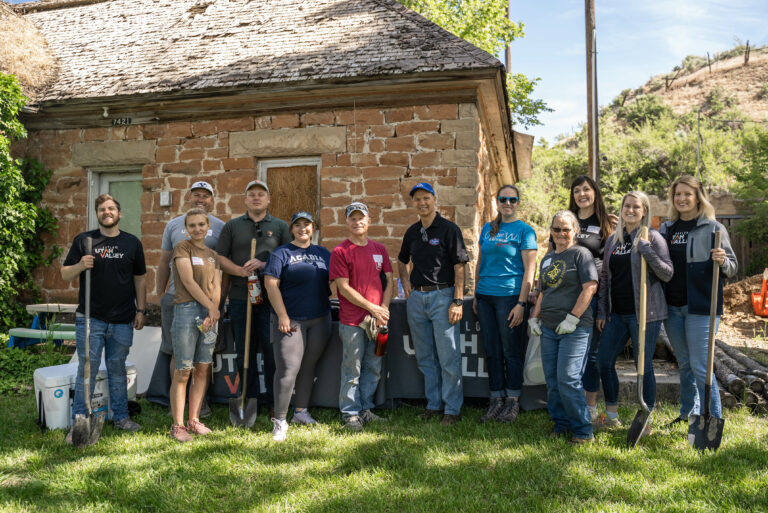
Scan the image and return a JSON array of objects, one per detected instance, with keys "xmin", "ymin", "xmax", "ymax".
[{"xmin": 33, "ymin": 361, "xmax": 137, "ymax": 430}]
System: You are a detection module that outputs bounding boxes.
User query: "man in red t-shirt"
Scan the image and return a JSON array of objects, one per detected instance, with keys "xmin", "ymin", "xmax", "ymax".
[{"xmin": 329, "ymin": 202, "xmax": 394, "ymax": 431}]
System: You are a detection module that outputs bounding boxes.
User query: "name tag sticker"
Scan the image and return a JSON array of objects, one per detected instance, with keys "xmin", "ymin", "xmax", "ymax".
[
  {"xmin": 191, "ymin": 257, "xmax": 205, "ymax": 266},
  {"xmin": 587, "ymin": 225, "xmax": 600, "ymax": 234},
  {"xmin": 206, "ymin": 229, "xmax": 213, "ymax": 237},
  {"xmin": 542, "ymin": 258, "xmax": 551, "ymax": 269}
]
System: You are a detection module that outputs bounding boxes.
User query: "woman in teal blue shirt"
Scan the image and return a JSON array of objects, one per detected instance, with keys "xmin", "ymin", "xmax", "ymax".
[{"xmin": 473, "ymin": 185, "xmax": 537, "ymax": 423}]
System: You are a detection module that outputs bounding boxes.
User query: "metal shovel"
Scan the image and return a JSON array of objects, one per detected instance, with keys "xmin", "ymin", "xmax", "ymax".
[
  {"xmin": 229, "ymin": 238, "xmax": 259, "ymax": 427},
  {"xmin": 72, "ymin": 237, "xmax": 106, "ymax": 447},
  {"xmin": 628, "ymin": 227, "xmax": 651, "ymax": 448},
  {"xmin": 689, "ymin": 230, "xmax": 725, "ymax": 451}
]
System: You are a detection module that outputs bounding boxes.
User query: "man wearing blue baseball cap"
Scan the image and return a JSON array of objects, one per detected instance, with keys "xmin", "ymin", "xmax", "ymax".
[
  {"xmin": 398, "ymin": 182, "xmax": 469, "ymax": 425},
  {"xmin": 155, "ymin": 180, "xmax": 225, "ymax": 416}
]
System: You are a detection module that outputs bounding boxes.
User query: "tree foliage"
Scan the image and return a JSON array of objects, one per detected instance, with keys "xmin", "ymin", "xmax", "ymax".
[
  {"xmin": 398, "ymin": 0, "xmax": 550, "ymax": 128},
  {"xmin": 0, "ymin": 73, "xmax": 59, "ymax": 332}
]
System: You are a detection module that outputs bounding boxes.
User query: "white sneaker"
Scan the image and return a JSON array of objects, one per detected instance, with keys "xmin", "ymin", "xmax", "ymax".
[
  {"xmin": 291, "ymin": 409, "xmax": 318, "ymax": 425},
  {"xmin": 271, "ymin": 418, "xmax": 289, "ymax": 442}
]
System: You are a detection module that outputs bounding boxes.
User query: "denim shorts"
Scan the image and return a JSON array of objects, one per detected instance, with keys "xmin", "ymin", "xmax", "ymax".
[{"xmin": 171, "ymin": 301, "xmax": 217, "ymax": 370}]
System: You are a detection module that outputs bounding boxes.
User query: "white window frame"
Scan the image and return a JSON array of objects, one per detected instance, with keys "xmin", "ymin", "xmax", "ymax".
[{"xmin": 87, "ymin": 167, "xmax": 143, "ymax": 231}]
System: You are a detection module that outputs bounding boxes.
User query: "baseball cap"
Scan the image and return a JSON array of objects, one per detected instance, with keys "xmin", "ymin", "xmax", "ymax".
[
  {"xmin": 190, "ymin": 181, "xmax": 214, "ymax": 195},
  {"xmin": 409, "ymin": 182, "xmax": 435, "ymax": 197},
  {"xmin": 290, "ymin": 211, "xmax": 315, "ymax": 225},
  {"xmin": 245, "ymin": 179, "xmax": 270, "ymax": 194},
  {"xmin": 345, "ymin": 202, "xmax": 369, "ymax": 218}
]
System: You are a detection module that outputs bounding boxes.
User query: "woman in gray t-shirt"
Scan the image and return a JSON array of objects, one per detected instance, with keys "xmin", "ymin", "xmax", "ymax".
[{"xmin": 529, "ymin": 210, "xmax": 598, "ymax": 444}]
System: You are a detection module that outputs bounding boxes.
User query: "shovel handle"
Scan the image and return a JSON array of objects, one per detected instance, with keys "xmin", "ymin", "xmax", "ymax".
[
  {"xmin": 83, "ymin": 237, "xmax": 93, "ymax": 415},
  {"xmin": 240, "ymin": 238, "xmax": 257, "ymax": 409},
  {"xmin": 704, "ymin": 231, "xmax": 722, "ymax": 412},
  {"xmin": 637, "ymin": 227, "xmax": 648, "ymax": 379}
]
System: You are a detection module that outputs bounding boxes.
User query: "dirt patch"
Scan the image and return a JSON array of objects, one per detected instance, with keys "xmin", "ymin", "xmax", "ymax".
[{"xmin": 720, "ymin": 273, "xmax": 768, "ymax": 365}]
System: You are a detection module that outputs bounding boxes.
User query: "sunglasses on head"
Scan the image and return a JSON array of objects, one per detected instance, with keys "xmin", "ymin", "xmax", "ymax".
[
  {"xmin": 498, "ymin": 196, "xmax": 519, "ymax": 205},
  {"xmin": 551, "ymin": 227, "xmax": 572, "ymax": 233}
]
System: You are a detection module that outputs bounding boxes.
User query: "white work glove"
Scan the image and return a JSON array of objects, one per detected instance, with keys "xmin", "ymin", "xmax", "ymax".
[
  {"xmin": 528, "ymin": 317, "xmax": 542, "ymax": 336},
  {"xmin": 555, "ymin": 314, "xmax": 580, "ymax": 335}
]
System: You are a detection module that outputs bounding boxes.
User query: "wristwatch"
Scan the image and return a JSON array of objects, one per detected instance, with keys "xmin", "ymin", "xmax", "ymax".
[
  {"xmin": 517, "ymin": 301, "xmax": 527, "ymax": 308},
  {"xmin": 137, "ymin": 309, "xmax": 147, "ymax": 315},
  {"xmin": 452, "ymin": 299, "xmax": 464, "ymax": 306}
]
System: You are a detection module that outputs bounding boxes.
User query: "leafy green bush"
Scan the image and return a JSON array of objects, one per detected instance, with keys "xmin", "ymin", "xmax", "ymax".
[
  {"xmin": 704, "ymin": 86, "xmax": 738, "ymax": 115},
  {"xmin": 614, "ymin": 95, "xmax": 674, "ymax": 129},
  {"xmin": 0, "ymin": 342, "xmax": 72, "ymax": 395},
  {"xmin": 0, "ymin": 73, "xmax": 59, "ymax": 333},
  {"xmin": 757, "ymin": 83, "xmax": 768, "ymax": 101}
]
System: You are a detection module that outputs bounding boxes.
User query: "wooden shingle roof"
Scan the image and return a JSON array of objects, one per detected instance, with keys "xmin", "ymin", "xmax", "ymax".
[{"xmin": 18, "ymin": 0, "xmax": 502, "ymax": 102}]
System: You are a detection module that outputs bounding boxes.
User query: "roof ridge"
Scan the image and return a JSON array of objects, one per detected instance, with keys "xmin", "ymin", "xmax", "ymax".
[{"xmin": 14, "ymin": 0, "xmax": 109, "ymax": 15}]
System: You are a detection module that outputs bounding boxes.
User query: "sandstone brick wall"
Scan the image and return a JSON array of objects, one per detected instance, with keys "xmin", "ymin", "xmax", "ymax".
[{"xmin": 17, "ymin": 101, "xmax": 499, "ymax": 305}]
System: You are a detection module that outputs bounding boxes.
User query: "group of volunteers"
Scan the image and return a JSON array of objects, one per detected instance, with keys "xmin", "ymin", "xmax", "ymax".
[{"xmin": 60, "ymin": 171, "xmax": 736, "ymax": 446}]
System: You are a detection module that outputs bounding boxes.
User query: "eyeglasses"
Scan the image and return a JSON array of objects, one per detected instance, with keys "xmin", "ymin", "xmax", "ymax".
[
  {"xmin": 551, "ymin": 227, "xmax": 572, "ymax": 233},
  {"xmin": 498, "ymin": 196, "xmax": 519, "ymax": 205},
  {"xmin": 252, "ymin": 224, "xmax": 263, "ymax": 239},
  {"xmin": 420, "ymin": 225, "xmax": 428, "ymax": 242}
]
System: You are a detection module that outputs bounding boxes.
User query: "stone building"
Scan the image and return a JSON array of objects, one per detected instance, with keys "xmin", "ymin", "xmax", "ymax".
[{"xmin": 10, "ymin": 0, "xmax": 532, "ymax": 305}]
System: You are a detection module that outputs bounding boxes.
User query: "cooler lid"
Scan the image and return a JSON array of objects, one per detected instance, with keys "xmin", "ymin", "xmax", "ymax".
[{"xmin": 33, "ymin": 363, "xmax": 79, "ymax": 388}]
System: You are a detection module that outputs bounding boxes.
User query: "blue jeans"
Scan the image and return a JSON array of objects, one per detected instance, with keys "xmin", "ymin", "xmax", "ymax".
[
  {"xmin": 338, "ymin": 324, "xmax": 382, "ymax": 417},
  {"xmin": 541, "ymin": 326, "xmax": 593, "ymax": 438},
  {"xmin": 597, "ymin": 313, "xmax": 661, "ymax": 409},
  {"xmin": 229, "ymin": 299, "xmax": 273, "ymax": 402},
  {"xmin": 171, "ymin": 302, "xmax": 216, "ymax": 370},
  {"xmin": 581, "ymin": 296, "xmax": 602, "ymax": 393},
  {"xmin": 73, "ymin": 317, "xmax": 133, "ymax": 421},
  {"xmin": 475, "ymin": 293, "xmax": 525, "ymax": 398},
  {"xmin": 665, "ymin": 305, "xmax": 722, "ymax": 418},
  {"xmin": 406, "ymin": 287, "xmax": 463, "ymax": 415}
]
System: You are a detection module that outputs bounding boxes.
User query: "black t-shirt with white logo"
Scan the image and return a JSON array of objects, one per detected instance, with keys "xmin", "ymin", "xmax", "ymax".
[
  {"xmin": 64, "ymin": 229, "xmax": 147, "ymax": 324},
  {"xmin": 665, "ymin": 218, "xmax": 698, "ymax": 307},
  {"xmin": 609, "ymin": 231, "xmax": 634, "ymax": 315},
  {"xmin": 398, "ymin": 213, "xmax": 469, "ymax": 288}
]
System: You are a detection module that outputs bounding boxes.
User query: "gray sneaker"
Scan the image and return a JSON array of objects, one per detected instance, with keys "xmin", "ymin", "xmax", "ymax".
[
  {"xmin": 496, "ymin": 397, "xmax": 520, "ymax": 423},
  {"xmin": 114, "ymin": 418, "xmax": 142, "ymax": 432},
  {"xmin": 479, "ymin": 397, "xmax": 504, "ymax": 424},
  {"xmin": 342, "ymin": 415, "xmax": 364, "ymax": 432},
  {"xmin": 360, "ymin": 409, "xmax": 387, "ymax": 424},
  {"xmin": 291, "ymin": 409, "xmax": 318, "ymax": 425},
  {"xmin": 272, "ymin": 418, "xmax": 289, "ymax": 442}
]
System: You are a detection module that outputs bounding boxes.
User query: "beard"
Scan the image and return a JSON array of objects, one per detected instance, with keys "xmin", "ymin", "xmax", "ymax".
[{"xmin": 98, "ymin": 215, "xmax": 119, "ymax": 229}]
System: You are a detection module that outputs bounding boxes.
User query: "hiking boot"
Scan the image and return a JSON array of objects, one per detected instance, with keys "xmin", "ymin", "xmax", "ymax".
[
  {"xmin": 291, "ymin": 409, "xmax": 318, "ymax": 425},
  {"xmin": 496, "ymin": 397, "xmax": 520, "ymax": 423},
  {"xmin": 342, "ymin": 415, "xmax": 364, "ymax": 432},
  {"xmin": 479, "ymin": 397, "xmax": 504, "ymax": 424},
  {"xmin": 419, "ymin": 409, "xmax": 443, "ymax": 421},
  {"xmin": 272, "ymin": 418, "xmax": 289, "ymax": 442},
  {"xmin": 592, "ymin": 413, "xmax": 622, "ymax": 430},
  {"xmin": 170, "ymin": 424, "xmax": 192, "ymax": 443},
  {"xmin": 569, "ymin": 435, "xmax": 594, "ymax": 445},
  {"xmin": 186, "ymin": 419, "xmax": 212, "ymax": 436},
  {"xmin": 114, "ymin": 418, "xmax": 142, "ymax": 432},
  {"xmin": 65, "ymin": 428, "xmax": 73, "ymax": 445},
  {"xmin": 360, "ymin": 409, "xmax": 387, "ymax": 424},
  {"xmin": 441, "ymin": 414, "xmax": 461, "ymax": 426}
]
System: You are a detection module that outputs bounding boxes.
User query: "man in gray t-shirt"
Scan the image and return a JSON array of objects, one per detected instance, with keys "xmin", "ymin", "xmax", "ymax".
[
  {"xmin": 156, "ymin": 181, "xmax": 225, "ymax": 355},
  {"xmin": 538, "ymin": 245, "xmax": 598, "ymax": 330}
]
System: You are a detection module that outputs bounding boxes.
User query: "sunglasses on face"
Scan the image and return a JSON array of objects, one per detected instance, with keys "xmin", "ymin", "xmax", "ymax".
[
  {"xmin": 551, "ymin": 227, "xmax": 572, "ymax": 233},
  {"xmin": 498, "ymin": 196, "xmax": 519, "ymax": 205}
]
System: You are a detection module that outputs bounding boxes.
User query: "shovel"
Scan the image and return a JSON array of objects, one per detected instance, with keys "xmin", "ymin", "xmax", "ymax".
[
  {"xmin": 229, "ymin": 238, "xmax": 259, "ymax": 427},
  {"xmin": 72, "ymin": 237, "xmax": 106, "ymax": 447},
  {"xmin": 689, "ymin": 230, "xmax": 725, "ymax": 451},
  {"xmin": 627, "ymin": 227, "xmax": 651, "ymax": 448}
]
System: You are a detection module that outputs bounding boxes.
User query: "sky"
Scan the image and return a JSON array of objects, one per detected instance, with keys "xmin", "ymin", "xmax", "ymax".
[
  {"xmin": 7, "ymin": 0, "xmax": 768, "ymax": 144},
  {"xmin": 508, "ymin": 0, "xmax": 768, "ymax": 143}
]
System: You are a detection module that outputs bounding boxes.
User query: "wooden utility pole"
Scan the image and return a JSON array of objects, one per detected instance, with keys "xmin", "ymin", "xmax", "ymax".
[
  {"xmin": 505, "ymin": 0, "xmax": 511, "ymax": 73},
  {"xmin": 585, "ymin": 0, "xmax": 599, "ymax": 183}
]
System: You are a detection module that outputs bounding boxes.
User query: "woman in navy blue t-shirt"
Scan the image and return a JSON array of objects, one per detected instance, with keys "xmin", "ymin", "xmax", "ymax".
[{"xmin": 263, "ymin": 211, "xmax": 331, "ymax": 442}]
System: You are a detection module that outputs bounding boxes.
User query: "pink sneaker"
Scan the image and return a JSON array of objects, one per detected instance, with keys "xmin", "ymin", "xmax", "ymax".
[
  {"xmin": 170, "ymin": 424, "xmax": 192, "ymax": 443},
  {"xmin": 187, "ymin": 419, "xmax": 212, "ymax": 436}
]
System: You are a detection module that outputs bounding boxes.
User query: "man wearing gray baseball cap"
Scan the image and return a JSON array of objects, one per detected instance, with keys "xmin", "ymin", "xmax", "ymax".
[{"xmin": 329, "ymin": 202, "xmax": 393, "ymax": 431}]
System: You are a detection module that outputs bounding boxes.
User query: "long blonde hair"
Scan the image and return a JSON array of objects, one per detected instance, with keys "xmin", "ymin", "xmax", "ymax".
[
  {"xmin": 667, "ymin": 175, "xmax": 716, "ymax": 221},
  {"xmin": 614, "ymin": 191, "xmax": 652, "ymax": 249}
]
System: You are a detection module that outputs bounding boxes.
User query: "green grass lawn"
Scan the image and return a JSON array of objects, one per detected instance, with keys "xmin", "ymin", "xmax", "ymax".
[{"xmin": 1, "ymin": 394, "xmax": 767, "ymax": 513}]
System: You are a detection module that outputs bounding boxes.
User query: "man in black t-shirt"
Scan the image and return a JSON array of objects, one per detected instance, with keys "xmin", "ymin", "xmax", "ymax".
[
  {"xmin": 397, "ymin": 182, "xmax": 469, "ymax": 426},
  {"xmin": 61, "ymin": 194, "xmax": 147, "ymax": 442}
]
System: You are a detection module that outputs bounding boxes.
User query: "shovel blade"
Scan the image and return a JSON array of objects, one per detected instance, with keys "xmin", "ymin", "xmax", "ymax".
[
  {"xmin": 688, "ymin": 414, "xmax": 725, "ymax": 452},
  {"xmin": 87, "ymin": 411, "xmax": 106, "ymax": 446},
  {"xmin": 229, "ymin": 396, "xmax": 258, "ymax": 427},
  {"xmin": 71, "ymin": 414, "xmax": 91, "ymax": 448},
  {"xmin": 627, "ymin": 409, "xmax": 652, "ymax": 448}
]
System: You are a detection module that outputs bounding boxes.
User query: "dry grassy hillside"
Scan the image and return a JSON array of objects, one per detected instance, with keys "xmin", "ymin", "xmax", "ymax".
[{"xmin": 633, "ymin": 48, "xmax": 768, "ymax": 118}]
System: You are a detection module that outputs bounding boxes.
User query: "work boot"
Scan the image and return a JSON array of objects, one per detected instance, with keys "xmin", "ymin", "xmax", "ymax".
[
  {"xmin": 496, "ymin": 397, "xmax": 520, "ymax": 423},
  {"xmin": 479, "ymin": 397, "xmax": 504, "ymax": 424}
]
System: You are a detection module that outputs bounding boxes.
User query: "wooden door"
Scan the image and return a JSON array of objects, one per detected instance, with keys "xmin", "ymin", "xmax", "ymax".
[{"xmin": 265, "ymin": 165, "xmax": 318, "ymax": 237}]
